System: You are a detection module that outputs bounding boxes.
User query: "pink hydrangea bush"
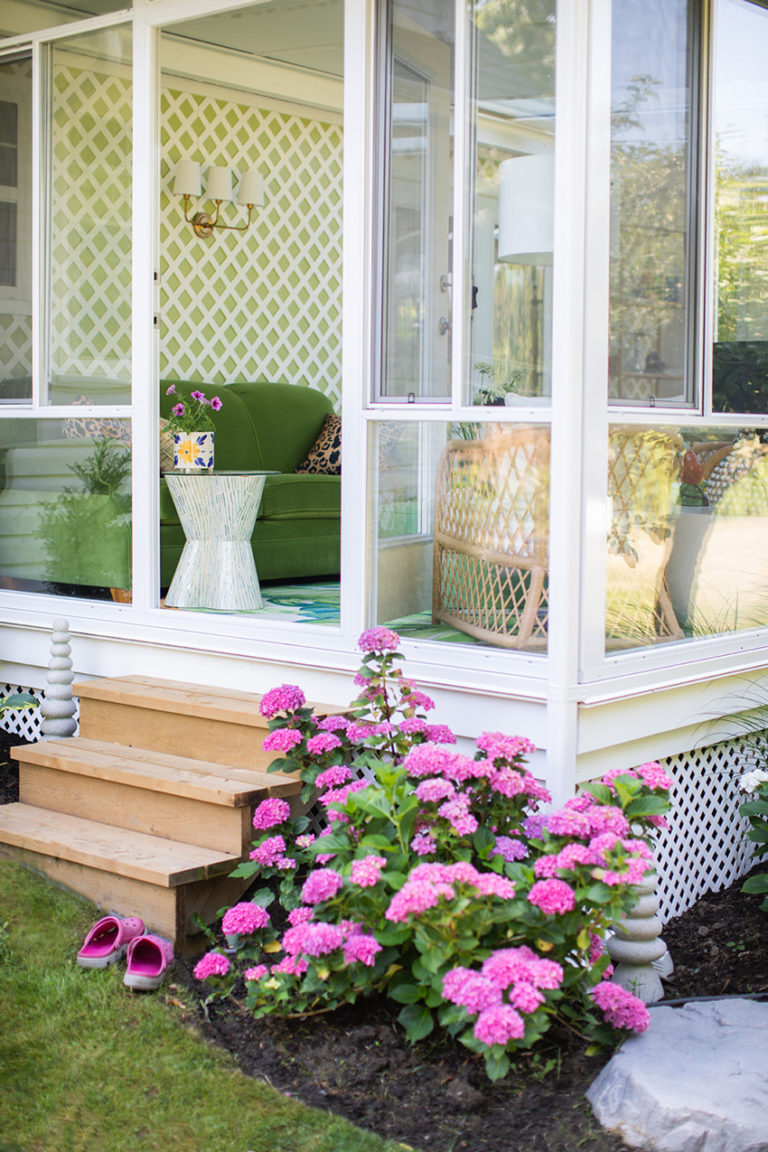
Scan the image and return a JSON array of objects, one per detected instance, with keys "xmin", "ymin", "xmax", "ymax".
[{"xmin": 195, "ymin": 629, "xmax": 673, "ymax": 1081}]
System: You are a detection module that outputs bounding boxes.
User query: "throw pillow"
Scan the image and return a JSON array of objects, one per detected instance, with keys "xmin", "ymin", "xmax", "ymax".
[
  {"xmin": 159, "ymin": 417, "xmax": 175, "ymax": 472},
  {"xmin": 295, "ymin": 413, "xmax": 341, "ymax": 475},
  {"xmin": 62, "ymin": 395, "xmax": 132, "ymax": 445}
]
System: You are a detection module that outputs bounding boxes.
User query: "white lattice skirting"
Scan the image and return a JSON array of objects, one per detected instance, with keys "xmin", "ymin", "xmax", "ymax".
[{"xmin": 0, "ymin": 684, "xmax": 45, "ymax": 741}]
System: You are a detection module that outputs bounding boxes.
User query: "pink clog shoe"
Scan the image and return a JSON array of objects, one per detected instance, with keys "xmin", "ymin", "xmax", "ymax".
[
  {"xmin": 123, "ymin": 934, "xmax": 174, "ymax": 991},
  {"xmin": 77, "ymin": 915, "xmax": 145, "ymax": 969}
]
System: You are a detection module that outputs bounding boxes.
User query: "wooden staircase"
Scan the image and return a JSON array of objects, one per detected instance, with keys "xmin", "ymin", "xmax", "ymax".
[{"xmin": 0, "ymin": 675, "xmax": 309, "ymax": 952}]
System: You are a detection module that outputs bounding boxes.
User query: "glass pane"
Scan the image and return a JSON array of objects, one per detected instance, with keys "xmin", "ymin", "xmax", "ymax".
[
  {"xmin": 607, "ymin": 424, "xmax": 768, "ymax": 649},
  {"xmin": 373, "ymin": 419, "xmax": 550, "ymax": 652},
  {"xmin": 158, "ymin": 2, "xmax": 343, "ymax": 619},
  {"xmin": 47, "ymin": 26, "xmax": 132, "ymax": 405},
  {"xmin": 378, "ymin": 0, "xmax": 454, "ymax": 400},
  {"xmin": 468, "ymin": 0, "xmax": 556, "ymax": 406},
  {"xmin": 608, "ymin": 0, "xmax": 694, "ymax": 405},
  {"xmin": 712, "ymin": 0, "xmax": 768, "ymax": 414},
  {"xmin": 0, "ymin": 54, "xmax": 31, "ymax": 403},
  {"xmin": 0, "ymin": 2, "xmax": 130, "ymax": 38},
  {"xmin": 0, "ymin": 418, "xmax": 132, "ymax": 598}
]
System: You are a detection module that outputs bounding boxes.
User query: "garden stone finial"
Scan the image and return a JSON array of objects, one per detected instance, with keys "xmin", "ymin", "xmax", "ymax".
[
  {"xmin": 607, "ymin": 870, "xmax": 671, "ymax": 1004},
  {"xmin": 40, "ymin": 617, "xmax": 77, "ymax": 739}
]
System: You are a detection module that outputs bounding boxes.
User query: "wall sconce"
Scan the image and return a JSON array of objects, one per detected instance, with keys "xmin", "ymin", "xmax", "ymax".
[{"xmin": 173, "ymin": 159, "xmax": 265, "ymax": 238}]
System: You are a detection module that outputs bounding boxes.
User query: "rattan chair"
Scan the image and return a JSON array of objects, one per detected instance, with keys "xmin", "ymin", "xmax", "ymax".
[{"xmin": 432, "ymin": 428, "xmax": 550, "ymax": 649}]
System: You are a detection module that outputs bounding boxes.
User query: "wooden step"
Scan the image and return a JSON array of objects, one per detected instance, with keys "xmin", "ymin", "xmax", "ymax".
[
  {"xmin": 0, "ymin": 804, "xmax": 239, "ymax": 887},
  {"xmin": 0, "ymin": 804, "xmax": 249, "ymax": 950},
  {"xmin": 13, "ymin": 738, "xmax": 301, "ymax": 855},
  {"xmin": 74, "ymin": 675, "xmax": 338, "ymax": 767}
]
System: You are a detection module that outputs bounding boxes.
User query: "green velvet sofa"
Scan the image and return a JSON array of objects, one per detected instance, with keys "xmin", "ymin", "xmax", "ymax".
[
  {"xmin": 159, "ymin": 380, "xmax": 340, "ymax": 588},
  {"xmin": 0, "ymin": 379, "xmax": 340, "ymax": 596}
]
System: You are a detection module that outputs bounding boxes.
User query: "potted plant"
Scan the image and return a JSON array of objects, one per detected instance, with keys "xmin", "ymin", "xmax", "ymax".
[{"xmin": 165, "ymin": 385, "xmax": 223, "ymax": 470}]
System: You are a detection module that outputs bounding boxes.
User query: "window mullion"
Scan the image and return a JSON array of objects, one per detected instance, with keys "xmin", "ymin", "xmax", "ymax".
[{"xmin": 450, "ymin": 0, "xmax": 470, "ymax": 408}]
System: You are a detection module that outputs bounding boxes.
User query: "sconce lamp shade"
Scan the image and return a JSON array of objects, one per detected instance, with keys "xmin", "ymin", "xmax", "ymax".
[
  {"xmin": 497, "ymin": 152, "xmax": 554, "ymax": 266},
  {"xmin": 206, "ymin": 165, "xmax": 233, "ymax": 202},
  {"xmin": 237, "ymin": 169, "xmax": 264, "ymax": 208},
  {"xmin": 172, "ymin": 159, "xmax": 202, "ymax": 198}
]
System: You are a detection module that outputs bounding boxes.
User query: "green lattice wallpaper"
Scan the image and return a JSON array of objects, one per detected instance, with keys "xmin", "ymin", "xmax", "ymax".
[
  {"xmin": 25, "ymin": 61, "xmax": 343, "ymax": 407},
  {"xmin": 161, "ymin": 88, "xmax": 343, "ymax": 406}
]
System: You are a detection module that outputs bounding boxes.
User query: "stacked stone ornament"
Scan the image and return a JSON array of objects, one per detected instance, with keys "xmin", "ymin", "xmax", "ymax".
[
  {"xmin": 607, "ymin": 871, "xmax": 672, "ymax": 1004},
  {"xmin": 40, "ymin": 618, "xmax": 77, "ymax": 738}
]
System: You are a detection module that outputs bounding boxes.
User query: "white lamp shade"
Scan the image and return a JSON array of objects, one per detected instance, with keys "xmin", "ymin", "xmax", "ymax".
[
  {"xmin": 237, "ymin": 169, "xmax": 264, "ymax": 207},
  {"xmin": 206, "ymin": 165, "xmax": 233, "ymax": 202},
  {"xmin": 497, "ymin": 153, "xmax": 554, "ymax": 266},
  {"xmin": 172, "ymin": 159, "xmax": 202, "ymax": 197}
]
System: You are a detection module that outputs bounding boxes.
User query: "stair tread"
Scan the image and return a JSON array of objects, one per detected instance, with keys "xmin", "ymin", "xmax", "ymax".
[
  {"xmin": 0, "ymin": 803, "xmax": 240, "ymax": 887},
  {"xmin": 73, "ymin": 674, "xmax": 340, "ymax": 727},
  {"xmin": 13, "ymin": 737, "xmax": 300, "ymax": 806}
]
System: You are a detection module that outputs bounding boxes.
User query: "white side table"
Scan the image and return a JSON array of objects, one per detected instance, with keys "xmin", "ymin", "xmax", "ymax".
[{"xmin": 165, "ymin": 471, "xmax": 273, "ymax": 611}]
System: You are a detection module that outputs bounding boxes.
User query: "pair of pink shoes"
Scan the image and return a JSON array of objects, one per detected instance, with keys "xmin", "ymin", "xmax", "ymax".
[{"xmin": 77, "ymin": 915, "xmax": 174, "ymax": 990}]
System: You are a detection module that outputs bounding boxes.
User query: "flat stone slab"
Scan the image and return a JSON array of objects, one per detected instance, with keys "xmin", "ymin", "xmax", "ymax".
[{"xmin": 587, "ymin": 999, "xmax": 768, "ymax": 1152}]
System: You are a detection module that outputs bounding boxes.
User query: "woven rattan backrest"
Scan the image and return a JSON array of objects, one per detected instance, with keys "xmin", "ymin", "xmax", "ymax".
[{"xmin": 432, "ymin": 428, "xmax": 550, "ymax": 649}]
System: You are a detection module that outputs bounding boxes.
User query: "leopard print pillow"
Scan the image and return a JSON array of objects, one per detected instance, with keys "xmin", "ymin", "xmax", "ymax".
[
  {"xmin": 62, "ymin": 396, "xmax": 132, "ymax": 445},
  {"xmin": 295, "ymin": 413, "xmax": 341, "ymax": 475}
]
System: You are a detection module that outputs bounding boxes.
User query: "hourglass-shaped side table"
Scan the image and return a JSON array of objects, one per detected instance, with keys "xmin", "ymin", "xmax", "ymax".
[{"xmin": 164, "ymin": 471, "xmax": 275, "ymax": 611}]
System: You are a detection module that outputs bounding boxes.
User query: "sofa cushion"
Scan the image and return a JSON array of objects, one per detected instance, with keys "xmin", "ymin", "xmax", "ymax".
[
  {"xmin": 295, "ymin": 413, "xmax": 341, "ymax": 475},
  {"xmin": 260, "ymin": 473, "xmax": 340, "ymax": 520}
]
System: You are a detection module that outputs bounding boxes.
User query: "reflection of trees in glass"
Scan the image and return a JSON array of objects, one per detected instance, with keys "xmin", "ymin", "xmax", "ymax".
[
  {"xmin": 609, "ymin": 76, "xmax": 688, "ymax": 400},
  {"xmin": 472, "ymin": 0, "xmax": 555, "ymax": 79},
  {"xmin": 493, "ymin": 264, "xmax": 545, "ymax": 395},
  {"xmin": 715, "ymin": 151, "xmax": 768, "ymax": 343}
]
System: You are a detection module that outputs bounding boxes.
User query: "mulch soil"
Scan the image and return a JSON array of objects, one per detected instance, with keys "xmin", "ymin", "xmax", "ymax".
[{"xmin": 2, "ymin": 729, "xmax": 767, "ymax": 1152}]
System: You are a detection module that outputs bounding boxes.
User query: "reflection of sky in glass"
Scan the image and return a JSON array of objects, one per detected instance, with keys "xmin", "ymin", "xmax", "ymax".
[
  {"xmin": 611, "ymin": 0, "xmax": 688, "ymax": 147},
  {"xmin": 715, "ymin": 0, "xmax": 768, "ymax": 167}
]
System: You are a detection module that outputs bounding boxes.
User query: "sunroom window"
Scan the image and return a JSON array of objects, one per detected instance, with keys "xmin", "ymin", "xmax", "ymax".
[
  {"xmin": 605, "ymin": 0, "xmax": 768, "ymax": 651},
  {"xmin": 372, "ymin": 0, "xmax": 555, "ymax": 652}
]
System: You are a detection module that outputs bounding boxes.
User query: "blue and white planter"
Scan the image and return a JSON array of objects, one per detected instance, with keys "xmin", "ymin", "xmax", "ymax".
[{"xmin": 173, "ymin": 431, "xmax": 214, "ymax": 471}]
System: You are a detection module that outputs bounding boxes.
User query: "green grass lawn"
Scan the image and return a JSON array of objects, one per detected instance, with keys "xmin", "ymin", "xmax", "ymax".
[{"xmin": 0, "ymin": 862, "xmax": 410, "ymax": 1152}]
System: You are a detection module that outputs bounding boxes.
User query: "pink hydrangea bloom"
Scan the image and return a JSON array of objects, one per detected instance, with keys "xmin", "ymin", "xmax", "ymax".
[
  {"xmin": 358, "ymin": 627, "xmax": 401, "ymax": 652},
  {"xmin": 635, "ymin": 761, "xmax": 673, "ymax": 790},
  {"xmin": 534, "ymin": 855, "xmax": 561, "ymax": 878},
  {"xmin": 252, "ymin": 797, "xmax": 291, "ymax": 830},
  {"xmin": 527, "ymin": 878, "xmax": 576, "ymax": 915},
  {"xmin": 494, "ymin": 835, "xmax": 528, "ymax": 863},
  {"xmin": 194, "ymin": 951, "xmax": 231, "ymax": 980},
  {"xmin": 295, "ymin": 833, "xmax": 315, "ymax": 849},
  {"xmin": 442, "ymin": 968, "xmax": 503, "ymax": 1014},
  {"xmin": 406, "ymin": 690, "xmax": 435, "ymax": 711},
  {"xmin": 316, "ymin": 715, "xmax": 350, "ymax": 733},
  {"xmin": 271, "ymin": 955, "xmax": 309, "ymax": 976},
  {"xmin": 589, "ymin": 933, "xmax": 606, "ymax": 963},
  {"xmin": 410, "ymin": 830, "xmax": 437, "ymax": 856},
  {"xmin": 473, "ymin": 1004, "xmax": 526, "ymax": 1045},
  {"xmin": 306, "ymin": 732, "xmax": 343, "ymax": 755},
  {"xmin": 398, "ymin": 717, "xmax": 429, "ymax": 735},
  {"xmin": 262, "ymin": 727, "xmax": 304, "ymax": 754},
  {"xmin": 481, "ymin": 947, "xmax": 563, "ymax": 992},
  {"xmin": 415, "ymin": 777, "xmax": 456, "ymax": 804},
  {"xmin": 385, "ymin": 879, "xmax": 454, "ymax": 922},
  {"xmin": 426, "ymin": 724, "xmax": 457, "ymax": 744},
  {"xmin": 221, "ymin": 902, "xmax": 270, "ymax": 936},
  {"xmin": 249, "ymin": 834, "xmax": 287, "ymax": 866},
  {"xmin": 301, "ymin": 867, "xmax": 344, "ymax": 905},
  {"xmin": 281, "ymin": 921, "xmax": 344, "ymax": 957},
  {"xmin": 476, "ymin": 732, "xmax": 536, "ymax": 761},
  {"xmin": 244, "ymin": 964, "xmax": 268, "ymax": 982},
  {"xmin": 288, "ymin": 906, "xmax": 315, "ymax": 926},
  {"xmin": 584, "ymin": 805, "xmax": 631, "ymax": 837},
  {"xmin": 472, "ymin": 872, "xmax": 516, "ymax": 900},
  {"xmin": 343, "ymin": 933, "xmax": 382, "ymax": 967},
  {"xmin": 350, "ymin": 855, "xmax": 387, "ymax": 888},
  {"xmin": 508, "ymin": 982, "xmax": 545, "ymax": 1014},
  {"xmin": 522, "ymin": 814, "xmax": 547, "ymax": 839},
  {"xmin": 315, "ymin": 765, "xmax": 353, "ymax": 791},
  {"xmin": 437, "ymin": 797, "xmax": 478, "ymax": 836},
  {"xmin": 590, "ymin": 982, "xmax": 650, "ymax": 1032},
  {"xmin": 545, "ymin": 809, "xmax": 592, "ymax": 838},
  {"xmin": 259, "ymin": 684, "xmax": 306, "ymax": 718},
  {"xmin": 403, "ymin": 743, "xmax": 460, "ymax": 779}
]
